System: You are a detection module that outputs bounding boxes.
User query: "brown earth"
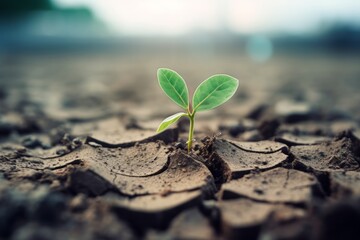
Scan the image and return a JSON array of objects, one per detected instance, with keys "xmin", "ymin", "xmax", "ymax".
[{"xmin": 0, "ymin": 52, "xmax": 360, "ymax": 240}]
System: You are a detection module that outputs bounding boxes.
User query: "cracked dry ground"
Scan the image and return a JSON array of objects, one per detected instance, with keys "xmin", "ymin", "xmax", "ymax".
[{"xmin": 1, "ymin": 54, "xmax": 360, "ymax": 240}]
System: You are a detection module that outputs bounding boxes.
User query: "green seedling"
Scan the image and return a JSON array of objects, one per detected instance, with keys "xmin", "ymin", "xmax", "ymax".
[{"xmin": 156, "ymin": 68, "xmax": 239, "ymax": 152}]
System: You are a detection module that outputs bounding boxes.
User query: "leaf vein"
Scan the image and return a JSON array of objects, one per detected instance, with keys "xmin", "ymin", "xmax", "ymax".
[
  {"xmin": 194, "ymin": 80, "xmax": 231, "ymax": 110},
  {"xmin": 163, "ymin": 73, "xmax": 187, "ymax": 107}
]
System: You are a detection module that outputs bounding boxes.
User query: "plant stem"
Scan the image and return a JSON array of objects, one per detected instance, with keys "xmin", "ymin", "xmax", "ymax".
[{"xmin": 187, "ymin": 113, "xmax": 195, "ymax": 153}]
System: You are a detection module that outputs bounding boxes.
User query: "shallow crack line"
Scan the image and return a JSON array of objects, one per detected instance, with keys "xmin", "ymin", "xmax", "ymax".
[
  {"xmin": 274, "ymin": 135, "xmax": 328, "ymax": 147},
  {"xmin": 288, "ymin": 184, "xmax": 317, "ymax": 190},
  {"xmin": 110, "ymin": 155, "xmax": 170, "ymax": 178},
  {"xmin": 112, "ymin": 173, "xmax": 118, "ymax": 185},
  {"xmin": 20, "ymin": 158, "xmax": 43, "ymax": 164},
  {"xmin": 283, "ymin": 169, "xmax": 291, "ymax": 189},
  {"xmin": 222, "ymin": 194, "xmax": 308, "ymax": 209},
  {"xmin": 227, "ymin": 140, "xmax": 288, "ymax": 154},
  {"xmin": 20, "ymin": 154, "xmax": 60, "ymax": 160},
  {"xmin": 18, "ymin": 145, "xmax": 82, "ymax": 160},
  {"xmin": 122, "ymin": 187, "xmax": 203, "ymax": 199},
  {"xmin": 86, "ymin": 136, "xmax": 136, "ymax": 148},
  {"xmin": 45, "ymin": 159, "xmax": 83, "ymax": 170},
  {"xmin": 21, "ymin": 166, "xmax": 46, "ymax": 171}
]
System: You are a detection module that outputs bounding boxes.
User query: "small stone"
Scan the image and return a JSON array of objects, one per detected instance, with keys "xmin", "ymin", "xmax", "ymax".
[
  {"xmin": 22, "ymin": 136, "xmax": 42, "ymax": 149},
  {"xmin": 69, "ymin": 194, "xmax": 88, "ymax": 212}
]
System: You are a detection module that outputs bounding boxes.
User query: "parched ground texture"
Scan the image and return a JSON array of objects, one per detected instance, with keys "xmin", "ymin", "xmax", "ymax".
[{"xmin": 0, "ymin": 52, "xmax": 360, "ymax": 240}]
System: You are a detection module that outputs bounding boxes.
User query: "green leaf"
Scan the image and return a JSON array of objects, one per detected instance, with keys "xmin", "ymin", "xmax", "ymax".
[
  {"xmin": 192, "ymin": 74, "xmax": 239, "ymax": 112},
  {"xmin": 157, "ymin": 68, "xmax": 189, "ymax": 110},
  {"xmin": 157, "ymin": 112, "xmax": 188, "ymax": 133}
]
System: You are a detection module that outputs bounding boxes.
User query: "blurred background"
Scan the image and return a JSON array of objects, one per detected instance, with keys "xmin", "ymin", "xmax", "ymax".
[
  {"xmin": 1, "ymin": 0, "xmax": 360, "ymax": 55},
  {"xmin": 0, "ymin": 0, "xmax": 360, "ymax": 132}
]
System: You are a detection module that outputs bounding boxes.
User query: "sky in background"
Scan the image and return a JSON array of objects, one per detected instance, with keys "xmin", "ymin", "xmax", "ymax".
[{"xmin": 52, "ymin": 0, "xmax": 360, "ymax": 36}]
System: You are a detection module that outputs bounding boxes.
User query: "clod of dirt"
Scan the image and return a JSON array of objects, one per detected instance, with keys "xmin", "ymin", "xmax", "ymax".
[
  {"xmin": 258, "ymin": 118, "xmax": 280, "ymax": 139},
  {"xmin": 259, "ymin": 211, "xmax": 313, "ymax": 240},
  {"xmin": 274, "ymin": 100, "xmax": 315, "ymax": 123},
  {"xmin": 67, "ymin": 170, "xmax": 114, "ymax": 196},
  {"xmin": 291, "ymin": 137, "xmax": 360, "ymax": 172},
  {"xmin": 218, "ymin": 119, "xmax": 256, "ymax": 138},
  {"xmin": 21, "ymin": 135, "xmax": 45, "ymax": 149},
  {"xmin": 221, "ymin": 168, "xmax": 321, "ymax": 204},
  {"xmin": 69, "ymin": 194, "xmax": 88, "ymax": 212},
  {"xmin": 0, "ymin": 112, "xmax": 39, "ymax": 136},
  {"xmin": 219, "ymin": 199, "xmax": 305, "ymax": 240},
  {"xmin": 277, "ymin": 121, "xmax": 332, "ymax": 136},
  {"xmin": 330, "ymin": 121, "xmax": 358, "ymax": 134},
  {"xmin": 246, "ymin": 104, "xmax": 269, "ymax": 120},
  {"xmin": 108, "ymin": 190, "xmax": 202, "ymax": 230},
  {"xmin": 237, "ymin": 129, "xmax": 263, "ymax": 141},
  {"xmin": 148, "ymin": 207, "xmax": 217, "ymax": 240},
  {"xmin": 206, "ymin": 139, "xmax": 289, "ymax": 180},
  {"xmin": 277, "ymin": 121, "xmax": 359, "ymax": 139},
  {"xmin": 330, "ymin": 171, "xmax": 360, "ymax": 198},
  {"xmin": 276, "ymin": 133, "xmax": 331, "ymax": 146},
  {"xmin": 5, "ymin": 168, "xmax": 42, "ymax": 181}
]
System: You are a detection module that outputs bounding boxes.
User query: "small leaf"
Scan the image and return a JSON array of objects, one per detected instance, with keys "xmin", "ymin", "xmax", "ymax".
[
  {"xmin": 158, "ymin": 68, "xmax": 189, "ymax": 110},
  {"xmin": 192, "ymin": 74, "xmax": 239, "ymax": 112},
  {"xmin": 157, "ymin": 112, "xmax": 188, "ymax": 133}
]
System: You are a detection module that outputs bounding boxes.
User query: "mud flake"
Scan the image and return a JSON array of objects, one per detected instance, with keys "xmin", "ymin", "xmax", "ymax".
[
  {"xmin": 110, "ymin": 151, "xmax": 216, "ymax": 196},
  {"xmin": 222, "ymin": 168, "xmax": 320, "ymax": 204},
  {"xmin": 108, "ymin": 191, "xmax": 202, "ymax": 230},
  {"xmin": 219, "ymin": 199, "xmax": 305, "ymax": 239},
  {"xmin": 165, "ymin": 207, "xmax": 217, "ymax": 240},
  {"xmin": 291, "ymin": 137, "xmax": 360, "ymax": 172},
  {"xmin": 50, "ymin": 142, "xmax": 169, "ymax": 177},
  {"xmin": 208, "ymin": 139, "xmax": 288, "ymax": 179},
  {"xmin": 67, "ymin": 170, "xmax": 113, "ymax": 196},
  {"xmin": 86, "ymin": 124, "xmax": 178, "ymax": 148},
  {"xmin": 276, "ymin": 133, "xmax": 331, "ymax": 146},
  {"xmin": 330, "ymin": 171, "xmax": 360, "ymax": 198}
]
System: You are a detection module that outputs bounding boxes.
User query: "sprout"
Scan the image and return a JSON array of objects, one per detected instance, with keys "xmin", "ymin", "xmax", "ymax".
[{"xmin": 157, "ymin": 68, "xmax": 239, "ymax": 152}]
